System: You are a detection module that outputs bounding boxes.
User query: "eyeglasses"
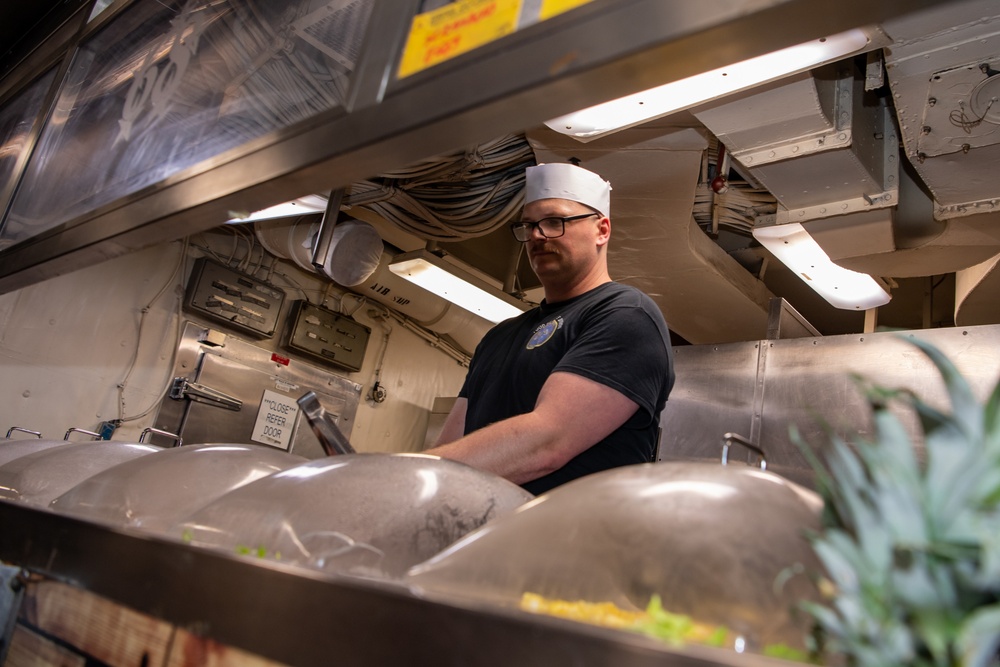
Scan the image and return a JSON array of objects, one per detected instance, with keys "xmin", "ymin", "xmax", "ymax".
[{"xmin": 509, "ymin": 213, "xmax": 599, "ymax": 242}]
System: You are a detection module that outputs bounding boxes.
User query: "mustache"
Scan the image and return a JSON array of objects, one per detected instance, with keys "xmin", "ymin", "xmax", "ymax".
[{"xmin": 528, "ymin": 242, "xmax": 557, "ymax": 254}]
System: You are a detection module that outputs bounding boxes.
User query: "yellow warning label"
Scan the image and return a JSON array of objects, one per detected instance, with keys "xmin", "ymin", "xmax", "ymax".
[
  {"xmin": 539, "ymin": 0, "xmax": 596, "ymax": 21},
  {"xmin": 398, "ymin": 0, "xmax": 523, "ymax": 79}
]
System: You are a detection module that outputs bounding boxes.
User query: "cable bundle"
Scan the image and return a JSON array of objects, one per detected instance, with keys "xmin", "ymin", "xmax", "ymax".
[
  {"xmin": 694, "ymin": 137, "xmax": 776, "ymax": 237},
  {"xmin": 345, "ymin": 134, "xmax": 536, "ymax": 241}
]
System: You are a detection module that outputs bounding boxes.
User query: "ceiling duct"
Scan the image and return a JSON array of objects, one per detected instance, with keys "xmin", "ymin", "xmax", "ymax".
[
  {"xmin": 693, "ymin": 63, "xmax": 898, "ymax": 235},
  {"xmin": 354, "ymin": 252, "xmax": 494, "ymax": 355},
  {"xmin": 690, "ymin": 15, "xmax": 1000, "ymax": 303},
  {"xmin": 255, "ymin": 216, "xmax": 382, "ymax": 286},
  {"xmin": 956, "ymin": 253, "xmax": 1000, "ymax": 325},
  {"xmin": 882, "ymin": 0, "xmax": 1000, "ymax": 215},
  {"xmin": 803, "ymin": 157, "xmax": 1000, "ymax": 277},
  {"xmin": 254, "ymin": 216, "xmax": 491, "ymax": 354},
  {"xmin": 879, "ymin": 0, "xmax": 1000, "ymax": 323}
]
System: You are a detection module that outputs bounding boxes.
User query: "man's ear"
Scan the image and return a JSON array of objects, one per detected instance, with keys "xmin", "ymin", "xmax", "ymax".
[{"xmin": 595, "ymin": 216, "xmax": 611, "ymax": 247}]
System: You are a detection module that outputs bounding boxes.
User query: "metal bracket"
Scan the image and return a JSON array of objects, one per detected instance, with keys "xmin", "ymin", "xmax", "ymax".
[
  {"xmin": 934, "ymin": 196, "xmax": 1000, "ymax": 221},
  {"xmin": 169, "ymin": 377, "xmax": 243, "ymax": 412},
  {"xmin": 311, "ymin": 188, "xmax": 346, "ymax": 280},
  {"xmin": 766, "ymin": 297, "xmax": 820, "ymax": 340}
]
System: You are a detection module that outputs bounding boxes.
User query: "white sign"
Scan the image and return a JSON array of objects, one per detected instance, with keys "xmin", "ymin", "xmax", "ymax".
[{"xmin": 251, "ymin": 389, "xmax": 299, "ymax": 450}]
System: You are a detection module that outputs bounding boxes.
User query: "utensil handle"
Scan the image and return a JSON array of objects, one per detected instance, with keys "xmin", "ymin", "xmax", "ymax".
[{"xmin": 297, "ymin": 391, "xmax": 355, "ymax": 456}]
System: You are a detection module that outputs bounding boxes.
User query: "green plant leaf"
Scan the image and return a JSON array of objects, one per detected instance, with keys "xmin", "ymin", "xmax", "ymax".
[
  {"xmin": 812, "ymin": 532, "xmax": 864, "ymax": 594},
  {"xmin": 892, "ymin": 551, "xmax": 958, "ymax": 610},
  {"xmin": 905, "ymin": 336, "xmax": 981, "ymax": 443},
  {"xmin": 984, "ymin": 378, "xmax": 1000, "ymax": 455},
  {"xmin": 797, "ymin": 337, "xmax": 1000, "ymax": 667},
  {"xmin": 957, "ymin": 604, "xmax": 1000, "ymax": 667}
]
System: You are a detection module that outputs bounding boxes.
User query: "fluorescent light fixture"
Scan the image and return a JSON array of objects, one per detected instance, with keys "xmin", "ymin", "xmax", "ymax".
[
  {"xmin": 388, "ymin": 250, "xmax": 526, "ymax": 324},
  {"xmin": 226, "ymin": 194, "xmax": 329, "ymax": 224},
  {"xmin": 753, "ymin": 223, "xmax": 890, "ymax": 310},
  {"xmin": 545, "ymin": 28, "xmax": 870, "ymax": 141}
]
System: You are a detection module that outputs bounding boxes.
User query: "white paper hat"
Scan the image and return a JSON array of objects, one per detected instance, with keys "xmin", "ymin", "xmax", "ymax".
[{"xmin": 525, "ymin": 163, "xmax": 611, "ymax": 217}]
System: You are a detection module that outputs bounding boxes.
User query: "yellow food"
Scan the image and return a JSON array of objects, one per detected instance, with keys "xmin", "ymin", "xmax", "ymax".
[
  {"xmin": 520, "ymin": 592, "xmax": 647, "ymax": 629},
  {"xmin": 519, "ymin": 593, "xmax": 815, "ymax": 663},
  {"xmin": 519, "ymin": 592, "xmax": 730, "ymax": 648}
]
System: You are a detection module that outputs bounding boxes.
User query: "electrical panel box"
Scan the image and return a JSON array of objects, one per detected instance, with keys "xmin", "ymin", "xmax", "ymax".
[
  {"xmin": 184, "ymin": 258, "xmax": 285, "ymax": 337},
  {"xmin": 284, "ymin": 300, "xmax": 370, "ymax": 372}
]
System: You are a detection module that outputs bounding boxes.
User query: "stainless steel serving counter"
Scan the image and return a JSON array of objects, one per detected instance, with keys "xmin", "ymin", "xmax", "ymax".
[{"xmin": 0, "ymin": 499, "xmax": 797, "ymax": 667}]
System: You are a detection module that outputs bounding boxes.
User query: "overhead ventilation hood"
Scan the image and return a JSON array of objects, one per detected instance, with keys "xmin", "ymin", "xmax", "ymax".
[{"xmin": 0, "ymin": 0, "xmax": 955, "ymax": 298}]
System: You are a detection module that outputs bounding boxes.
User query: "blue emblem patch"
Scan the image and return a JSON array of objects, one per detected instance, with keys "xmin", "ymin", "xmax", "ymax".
[{"xmin": 526, "ymin": 317, "xmax": 562, "ymax": 350}]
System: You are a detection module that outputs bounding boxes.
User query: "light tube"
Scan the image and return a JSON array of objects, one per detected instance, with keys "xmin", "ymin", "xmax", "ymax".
[
  {"xmin": 545, "ymin": 29, "xmax": 870, "ymax": 142},
  {"xmin": 389, "ymin": 250, "xmax": 526, "ymax": 324},
  {"xmin": 753, "ymin": 223, "xmax": 890, "ymax": 310},
  {"xmin": 226, "ymin": 195, "xmax": 329, "ymax": 224}
]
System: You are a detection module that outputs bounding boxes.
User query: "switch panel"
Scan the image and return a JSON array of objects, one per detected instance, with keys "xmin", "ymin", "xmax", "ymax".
[
  {"xmin": 284, "ymin": 300, "xmax": 370, "ymax": 372},
  {"xmin": 184, "ymin": 258, "xmax": 285, "ymax": 337}
]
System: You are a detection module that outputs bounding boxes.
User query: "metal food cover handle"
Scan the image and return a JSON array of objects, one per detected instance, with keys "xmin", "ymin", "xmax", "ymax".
[
  {"xmin": 297, "ymin": 391, "xmax": 355, "ymax": 456},
  {"xmin": 64, "ymin": 428, "xmax": 102, "ymax": 441},
  {"xmin": 140, "ymin": 428, "xmax": 183, "ymax": 447},
  {"xmin": 721, "ymin": 432, "xmax": 767, "ymax": 470},
  {"xmin": 5, "ymin": 427, "xmax": 41, "ymax": 439}
]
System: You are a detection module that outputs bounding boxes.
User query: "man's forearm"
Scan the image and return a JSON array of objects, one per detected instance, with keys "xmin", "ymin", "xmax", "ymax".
[
  {"xmin": 433, "ymin": 397, "xmax": 468, "ymax": 447},
  {"xmin": 425, "ymin": 372, "xmax": 640, "ymax": 486},
  {"xmin": 425, "ymin": 411, "xmax": 564, "ymax": 484}
]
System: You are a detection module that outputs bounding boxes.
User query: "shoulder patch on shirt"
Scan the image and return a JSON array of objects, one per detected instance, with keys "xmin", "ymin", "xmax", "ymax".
[{"xmin": 526, "ymin": 316, "xmax": 562, "ymax": 350}]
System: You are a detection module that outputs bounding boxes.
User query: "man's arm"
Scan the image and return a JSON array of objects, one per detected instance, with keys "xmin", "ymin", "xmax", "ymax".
[
  {"xmin": 434, "ymin": 397, "xmax": 468, "ymax": 446},
  {"xmin": 424, "ymin": 371, "xmax": 639, "ymax": 485}
]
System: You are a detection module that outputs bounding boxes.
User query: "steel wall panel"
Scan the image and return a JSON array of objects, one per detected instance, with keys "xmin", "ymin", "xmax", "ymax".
[
  {"xmin": 154, "ymin": 321, "xmax": 362, "ymax": 458},
  {"xmin": 660, "ymin": 341, "xmax": 759, "ymax": 463},
  {"xmin": 662, "ymin": 323, "xmax": 1000, "ymax": 488}
]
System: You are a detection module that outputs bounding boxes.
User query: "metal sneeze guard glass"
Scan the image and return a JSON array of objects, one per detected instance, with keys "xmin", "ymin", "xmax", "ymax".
[
  {"xmin": 1, "ymin": 0, "xmax": 374, "ymax": 251},
  {"xmin": 0, "ymin": 68, "xmax": 56, "ymax": 233}
]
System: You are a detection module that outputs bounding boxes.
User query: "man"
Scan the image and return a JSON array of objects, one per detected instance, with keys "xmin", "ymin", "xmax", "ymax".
[{"xmin": 425, "ymin": 162, "xmax": 674, "ymax": 495}]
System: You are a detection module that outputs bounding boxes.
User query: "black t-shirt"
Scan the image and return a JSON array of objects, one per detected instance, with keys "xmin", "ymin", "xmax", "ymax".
[{"xmin": 458, "ymin": 281, "xmax": 674, "ymax": 495}]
